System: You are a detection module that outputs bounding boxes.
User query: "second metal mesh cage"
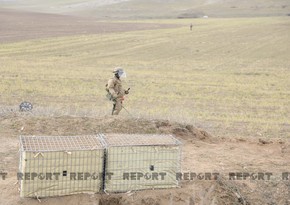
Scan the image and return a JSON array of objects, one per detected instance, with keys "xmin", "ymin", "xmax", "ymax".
[{"xmin": 101, "ymin": 133, "xmax": 182, "ymax": 192}]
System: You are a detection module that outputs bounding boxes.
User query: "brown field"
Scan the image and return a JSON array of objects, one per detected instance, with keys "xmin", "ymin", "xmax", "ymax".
[{"xmin": 0, "ymin": 8, "xmax": 177, "ymax": 43}]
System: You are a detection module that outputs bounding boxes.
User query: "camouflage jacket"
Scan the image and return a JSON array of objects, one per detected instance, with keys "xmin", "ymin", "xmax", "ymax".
[{"xmin": 106, "ymin": 76, "xmax": 125, "ymax": 99}]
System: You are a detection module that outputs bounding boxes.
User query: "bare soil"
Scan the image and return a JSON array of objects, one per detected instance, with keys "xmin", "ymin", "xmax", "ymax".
[
  {"xmin": 0, "ymin": 113, "xmax": 289, "ymax": 205},
  {"xmin": 0, "ymin": 8, "xmax": 178, "ymax": 43}
]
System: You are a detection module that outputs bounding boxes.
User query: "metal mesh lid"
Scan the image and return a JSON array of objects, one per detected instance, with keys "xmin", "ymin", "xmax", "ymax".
[
  {"xmin": 20, "ymin": 135, "xmax": 104, "ymax": 152},
  {"xmin": 101, "ymin": 134, "xmax": 181, "ymax": 147}
]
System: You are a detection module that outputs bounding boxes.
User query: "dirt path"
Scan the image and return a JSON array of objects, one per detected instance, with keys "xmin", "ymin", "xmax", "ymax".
[{"xmin": 0, "ymin": 115, "xmax": 289, "ymax": 204}]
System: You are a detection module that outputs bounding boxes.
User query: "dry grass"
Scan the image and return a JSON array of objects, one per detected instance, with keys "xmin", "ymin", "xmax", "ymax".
[{"xmin": 0, "ymin": 17, "xmax": 289, "ymax": 138}]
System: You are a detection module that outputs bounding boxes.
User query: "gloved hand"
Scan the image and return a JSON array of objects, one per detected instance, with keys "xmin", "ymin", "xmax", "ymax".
[{"xmin": 125, "ymin": 88, "xmax": 130, "ymax": 95}]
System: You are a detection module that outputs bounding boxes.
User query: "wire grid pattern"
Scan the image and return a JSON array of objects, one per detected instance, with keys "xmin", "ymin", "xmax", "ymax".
[
  {"xmin": 20, "ymin": 135, "xmax": 104, "ymax": 152},
  {"xmin": 105, "ymin": 145, "xmax": 182, "ymax": 192},
  {"xmin": 102, "ymin": 134, "xmax": 181, "ymax": 147},
  {"xmin": 19, "ymin": 150, "xmax": 104, "ymax": 197},
  {"xmin": 103, "ymin": 134, "xmax": 182, "ymax": 192},
  {"xmin": 18, "ymin": 134, "xmax": 182, "ymax": 196},
  {"xmin": 19, "ymin": 135, "xmax": 105, "ymax": 197}
]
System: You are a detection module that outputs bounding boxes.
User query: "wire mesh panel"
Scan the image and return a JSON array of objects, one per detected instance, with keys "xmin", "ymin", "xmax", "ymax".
[
  {"xmin": 101, "ymin": 134, "xmax": 182, "ymax": 192},
  {"xmin": 19, "ymin": 135, "xmax": 105, "ymax": 198}
]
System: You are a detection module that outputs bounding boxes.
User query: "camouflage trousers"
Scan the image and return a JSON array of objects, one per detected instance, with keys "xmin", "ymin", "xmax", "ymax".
[{"xmin": 112, "ymin": 98, "xmax": 122, "ymax": 115}]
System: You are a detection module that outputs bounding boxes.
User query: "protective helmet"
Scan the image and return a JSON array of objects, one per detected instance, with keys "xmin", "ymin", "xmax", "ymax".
[{"xmin": 113, "ymin": 67, "xmax": 126, "ymax": 78}]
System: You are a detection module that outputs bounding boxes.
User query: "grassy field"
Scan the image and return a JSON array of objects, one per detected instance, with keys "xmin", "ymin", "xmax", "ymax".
[{"xmin": 0, "ymin": 17, "xmax": 289, "ymax": 138}]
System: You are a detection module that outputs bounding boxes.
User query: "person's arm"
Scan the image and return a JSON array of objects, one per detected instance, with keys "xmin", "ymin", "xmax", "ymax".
[{"xmin": 107, "ymin": 79, "xmax": 117, "ymax": 98}]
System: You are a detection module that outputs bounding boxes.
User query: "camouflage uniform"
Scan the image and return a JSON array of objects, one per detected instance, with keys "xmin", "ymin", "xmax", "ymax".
[{"xmin": 106, "ymin": 76, "xmax": 127, "ymax": 115}]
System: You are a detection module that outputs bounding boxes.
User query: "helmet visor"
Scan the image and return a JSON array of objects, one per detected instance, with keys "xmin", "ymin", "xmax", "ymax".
[{"xmin": 118, "ymin": 69, "xmax": 126, "ymax": 79}]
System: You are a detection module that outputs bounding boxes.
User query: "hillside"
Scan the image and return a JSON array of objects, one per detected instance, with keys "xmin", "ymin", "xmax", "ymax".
[{"xmin": 1, "ymin": 0, "xmax": 290, "ymax": 18}]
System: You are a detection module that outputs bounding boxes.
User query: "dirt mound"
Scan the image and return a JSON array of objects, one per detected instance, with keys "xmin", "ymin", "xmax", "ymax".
[
  {"xmin": 0, "ymin": 114, "xmax": 289, "ymax": 205},
  {"xmin": 1, "ymin": 114, "xmax": 215, "ymax": 143}
]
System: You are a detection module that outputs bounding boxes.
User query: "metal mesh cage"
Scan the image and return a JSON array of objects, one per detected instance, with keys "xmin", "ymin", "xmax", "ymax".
[
  {"xmin": 19, "ymin": 135, "xmax": 105, "ymax": 198},
  {"xmin": 102, "ymin": 134, "xmax": 182, "ymax": 192}
]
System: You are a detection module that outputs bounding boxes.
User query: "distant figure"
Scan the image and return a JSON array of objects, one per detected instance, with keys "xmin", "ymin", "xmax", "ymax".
[
  {"xmin": 190, "ymin": 23, "xmax": 193, "ymax": 31},
  {"xmin": 106, "ymin": 67, "xmax": 129, "ymax": 115}
]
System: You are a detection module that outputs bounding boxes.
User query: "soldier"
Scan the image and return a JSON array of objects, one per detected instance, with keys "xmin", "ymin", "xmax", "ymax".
[{"xmin": 106, "ymin": 67, "xmax": 129, "ymax": 115}]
